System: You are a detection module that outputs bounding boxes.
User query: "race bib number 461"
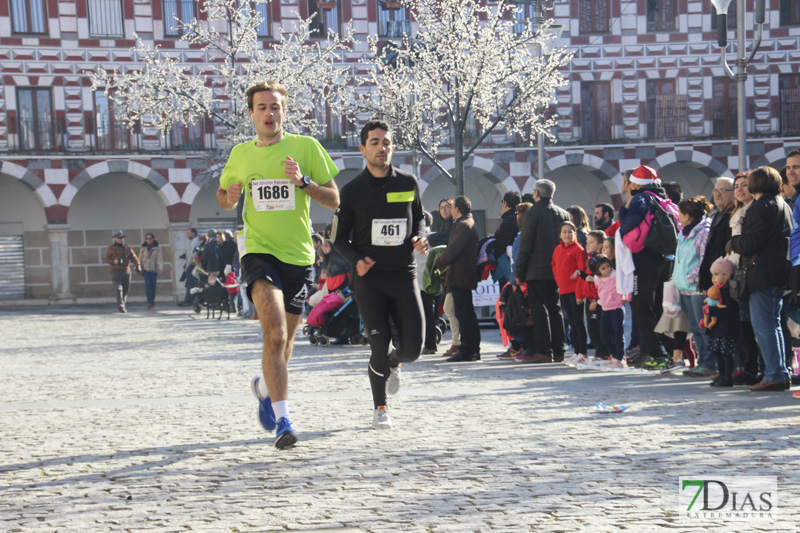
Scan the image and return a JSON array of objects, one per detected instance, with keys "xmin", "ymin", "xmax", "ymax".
[
  {"xmin": 372, "ymin": 218, "xmax": 407, "ymax": 246},
  {"xmin": 252, "ymin": 179, "xmax": 295, "ymax": 211}
]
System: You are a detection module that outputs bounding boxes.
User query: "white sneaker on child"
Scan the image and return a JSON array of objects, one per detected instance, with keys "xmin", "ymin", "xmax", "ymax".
[
  {"xmin": 570, "ymin": 354, "xmax": 589, "ymax": 367},
  {"xmin": 609, "ymin": 359, "xmax": 628, "ymax": 370}
]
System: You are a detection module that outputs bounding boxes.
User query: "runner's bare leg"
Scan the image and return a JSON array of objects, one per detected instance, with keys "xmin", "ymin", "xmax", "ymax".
[
  {"xmin": 251, "ymin": 279, "xmax": 289, "ymax": 402},
  {"xmin": 284, "ymin": 313, "xmax": 303, "ymax": 365}
]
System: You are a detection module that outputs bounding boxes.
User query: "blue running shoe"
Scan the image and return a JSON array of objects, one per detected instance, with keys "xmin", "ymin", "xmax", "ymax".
[
  {"xmin": 250, "ymin": 376, "xmax": 276, "ymax": 432},
  {"xmin": 274, "ymin": 417, "xmax": 298, "ymax": 449}
]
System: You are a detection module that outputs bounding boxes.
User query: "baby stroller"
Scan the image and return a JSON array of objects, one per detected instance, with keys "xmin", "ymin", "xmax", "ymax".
[{"xmin": 308, "ymin": 296, "xmax": 368, "ymax": 346}]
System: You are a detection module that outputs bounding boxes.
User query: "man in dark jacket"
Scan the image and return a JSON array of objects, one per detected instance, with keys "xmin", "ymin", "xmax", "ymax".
[
  {"xmin": 514, "ymin": 179, "xmax": 570, "ymax": 363},
  {"xmin": 698, "ymin": 178, "xmax": 735, "ymax": 293},
  {"xmin": 436, "ymin": 195, "xmax": 481, "ymax": 362},
  {"xmin": 200, "ymin": 229, "xmax": 222, "ymax": 277},
  {"xmin": 492, "ymin": 191, "xmax": 521, "ymax": 288},
  {"xmin": 219, "ymin": 230, "xmax": 238, "ymax": 269},
  {"xmin": 103, "ymin": 230, "xmax": 141, "ymax": 313},
  {"xmin": 684, "ymin": 177, "xmax": 734, "ymax": 376}
]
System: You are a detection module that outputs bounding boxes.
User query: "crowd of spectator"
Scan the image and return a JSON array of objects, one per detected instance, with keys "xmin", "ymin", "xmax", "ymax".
[{"xmin": 169, "ymin": 149, "xmax": 800, "ymax": 396}]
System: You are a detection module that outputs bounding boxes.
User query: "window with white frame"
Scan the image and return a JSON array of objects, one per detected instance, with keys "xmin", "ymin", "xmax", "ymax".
[
  {"xmin": 17, "ymin": 88, "xmax": 54, "ymax": 151},
  {"xmin": 646, "ymin": 0, "xmax": 677, "ymax": 32},
  {"xmin": 579, "ymin": 0, "xmax": 609, "ymax": 34},
  {"xmin": 308, "ymin": 0, "xmax": 339, "ymax": 36},
  {"xmin": 94, "ymin": 91, "xmax": 133, "ymax": 151},
  {"xmin": 513, "ymin": 2, "xmax": 535, "ymax": 34},
  {"xmin": 164, "ymin": 0, "xmax": 197, "ymax": 37},
  {"xmin": 238, "ymin": 0, "xmax": 270, "ymax": 37},
  {"xmin": 377, "ymin": 1, "xmax": 409, "ymax": 38},
  {"xmin": 88, "ymin": 0, "xmax": 124, "ymax": 37},
  {"xmin": 10, "ymin": 0, "xmax": 47, "ymax": 34}
]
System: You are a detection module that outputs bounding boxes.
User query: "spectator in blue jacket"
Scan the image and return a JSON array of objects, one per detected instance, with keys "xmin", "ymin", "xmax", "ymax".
[{"xmin": 617, "ymin": 165, "xmax": 672, "ymax": 366}]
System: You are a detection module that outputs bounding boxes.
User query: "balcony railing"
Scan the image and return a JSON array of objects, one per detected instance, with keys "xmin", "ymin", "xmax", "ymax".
[
  {"xmin": 95, "ymin": 117, "xmax": 137, "ymax": 151},
  {"xmin": 781, "ymin": 88, "xmax": 800, "ymax": 136},
  {"xmin": 17, "ymin": 118, "xmax": 55, "ymax": 151},
  {"xmin": 654, "ymin": 94, "xmax": 688, "ymax": 139},
  {"xmin": 385, "ymin": 20, "xmax": 410, "ymax": 37},
  {"xmin": 167, "ymin": 122, "xmax": 204, "ymax": 151}
]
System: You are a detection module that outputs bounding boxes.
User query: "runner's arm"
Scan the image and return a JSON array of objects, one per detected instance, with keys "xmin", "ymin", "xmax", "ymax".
[
  {"xmin": 217, "ymin": 183, "xmax": 241, "ymax": 211},
  {"xmin": 331, "ymin": 199, "xmax": 361, "ymax": 268},
  {"xmin": 304, "ymin": 179, "xmax": 339, "ymax": 211}
]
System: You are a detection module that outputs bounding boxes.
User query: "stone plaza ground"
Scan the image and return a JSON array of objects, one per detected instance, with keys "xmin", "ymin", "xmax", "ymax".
[{"xmin": 1, "ymin": 304, "xmax": 799, "ymax": 532}]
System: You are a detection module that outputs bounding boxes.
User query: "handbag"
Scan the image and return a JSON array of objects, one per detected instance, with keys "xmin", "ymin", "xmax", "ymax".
[
  {"xmin": 662, "ymin": 280, "xmax": 681, "ymax": 317},
  {"xmin": 728, "ymin": 258, "xmax": 748, "ymax": 302}
]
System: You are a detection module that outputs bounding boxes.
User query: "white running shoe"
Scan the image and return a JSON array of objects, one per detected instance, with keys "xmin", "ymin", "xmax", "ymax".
[
  {"xmin": 372, "ymin": 406, "xmax": 393, "ymax": 429},
  {"xmin": 609, "ymin": 359, "xmax": 628, "ymax": 370},
  {"xmin": 386, "ymin": 363, "xmax": 402, "ymax": 396},
  {"xmin": 570, "ymin": 355, "xmax": 589, "ymax": 367}
]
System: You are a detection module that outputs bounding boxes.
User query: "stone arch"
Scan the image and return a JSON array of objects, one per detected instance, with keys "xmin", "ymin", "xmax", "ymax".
[
  {"xmin": 419, "ymin": 155, "xmax": 511, "ymax": 236},
  {"xmin": 542, "ymin": 152, "xmax": 619, "ymax": 197},
  {"xmin": 752, "ymin": 145, "xmax": 799, "ymax": 170},
  {"xmin": 0, "ymin": 161, "xmax": 55, "ymax": 208},
  {"xmin": 64, "ymin": 160, "xmax": 178, "ymax": 208},
  {"xmin": 650, "ymin": 149, "xmax": 731, "ymax": 178},
  {"xmin": 541, "ymin": 153, "xmax": 621, "ymax": 211},
  {"xmin": 646, "ymin": 149, "xmax": 730, "ymax": 201},
  {"xmin": 419, "ymin": 155, "xmax": 510, "ymax": 191}
]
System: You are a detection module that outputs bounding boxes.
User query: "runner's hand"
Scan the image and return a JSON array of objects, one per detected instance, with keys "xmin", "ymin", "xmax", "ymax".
[
  {"xmin": 227, "ymin": 183, "xmax": 242, "ymax": 204},
  {"xmin": 356, "ymin": 257, "xmax": 376, "ymax": 277},
  {"xmin": 412, "ymin": 236, "xmax": 429, "ymax": 255},
  {"xmin": 285, "ymin": 156, "xmax": 302, "ymax": 185}
]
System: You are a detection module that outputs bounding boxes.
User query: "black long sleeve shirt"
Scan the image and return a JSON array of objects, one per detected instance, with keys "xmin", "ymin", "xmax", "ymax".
[{"xmin": 332, "ymin": 165, "xmax": 426, "ymax": 279}]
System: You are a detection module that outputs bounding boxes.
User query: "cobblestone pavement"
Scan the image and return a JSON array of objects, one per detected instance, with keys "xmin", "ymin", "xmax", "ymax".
[{"xmin": 1, "ymin": 304, "xmax": 799, "ymax": 532}]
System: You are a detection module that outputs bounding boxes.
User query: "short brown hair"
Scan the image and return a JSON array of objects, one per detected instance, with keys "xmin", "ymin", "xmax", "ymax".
[
  {"xmin": 515, "ymin": 202, "xmax": 533, "ymax": 226},
  {"xmin": 747, "ymin": 166, "xmax": 782, "ymax": 196},
  {"xmin": 587, "ymin": 230, "xmax": 606, "ymax": 246},
  {"xmin": 678, "ymin": 195, "xmax": 712, "ymax": 220},
  {"xmin": 245, "ymin": 80, "xmax": 288, "ymax": 111}
]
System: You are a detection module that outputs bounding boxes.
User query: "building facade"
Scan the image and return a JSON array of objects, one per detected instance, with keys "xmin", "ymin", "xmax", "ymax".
[{"xmin": 1, "ymin": 0, "xmax": 799, "ymax": 301}]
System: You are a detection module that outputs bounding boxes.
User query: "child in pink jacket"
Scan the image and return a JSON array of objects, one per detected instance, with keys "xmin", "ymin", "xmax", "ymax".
[{"xmin": 592, "ymin": 255, "xmax": 629, "ymax": 368}]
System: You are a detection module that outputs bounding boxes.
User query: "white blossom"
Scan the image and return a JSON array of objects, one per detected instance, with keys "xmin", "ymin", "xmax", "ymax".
[
  {"xmin": 358, "ymin": 0, "xmax": 572, "ymax": 191},
  {"xmin": 88, "ymin": 0, "xmax": 355, "ymax": 181}
]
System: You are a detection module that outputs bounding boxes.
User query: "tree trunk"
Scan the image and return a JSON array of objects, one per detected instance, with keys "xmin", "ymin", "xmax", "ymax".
[{"xmin": 454, "ymin": 122, "xmax": 464, "ymax": 196}]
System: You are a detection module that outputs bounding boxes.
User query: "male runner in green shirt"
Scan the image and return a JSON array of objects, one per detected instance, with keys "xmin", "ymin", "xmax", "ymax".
[{"xmin": 217, "ymin": 80, "xmax": 339, "ymax": 449}]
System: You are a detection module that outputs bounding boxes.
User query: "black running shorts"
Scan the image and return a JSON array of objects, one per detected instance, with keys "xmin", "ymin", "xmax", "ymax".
[{"xmin": 241, "ymin": 253, "xmax": 313, "ymax": 315}]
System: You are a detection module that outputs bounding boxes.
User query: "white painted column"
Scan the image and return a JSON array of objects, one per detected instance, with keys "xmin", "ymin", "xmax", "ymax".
[{"xmin": 47, "ymin": 224, "xmax": 74, "ymax": 301}]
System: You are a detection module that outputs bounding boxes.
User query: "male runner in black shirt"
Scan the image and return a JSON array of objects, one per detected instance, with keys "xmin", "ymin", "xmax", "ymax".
[{"xmin": 332, "ymin": 120, "xmax": 428, "ymax": 429}]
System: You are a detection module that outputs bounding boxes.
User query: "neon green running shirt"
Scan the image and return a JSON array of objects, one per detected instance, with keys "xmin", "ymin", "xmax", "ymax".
[{"xmin": 219, "ymin": 133, "xmax": 338, "ymax": 266}]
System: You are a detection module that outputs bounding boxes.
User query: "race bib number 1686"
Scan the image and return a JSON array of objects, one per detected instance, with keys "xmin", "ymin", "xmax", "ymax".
[{"xmin": 252, "ymin": 179, "xmax": 295, "ymax": 211}]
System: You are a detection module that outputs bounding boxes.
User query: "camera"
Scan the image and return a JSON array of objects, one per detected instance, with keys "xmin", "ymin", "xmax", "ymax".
[
  {"xmin": 179, "ymin": 253, "xmax": 187, "ymax": 260},
  {"xmin": 117, "ymin": 258, "xmax": 124, "ymax": 265}
]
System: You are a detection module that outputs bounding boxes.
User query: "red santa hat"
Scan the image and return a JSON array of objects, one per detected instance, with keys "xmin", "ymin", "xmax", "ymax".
[{"xmin": 629, "ymin": 165, "xmax": 658, "ymax": 185}]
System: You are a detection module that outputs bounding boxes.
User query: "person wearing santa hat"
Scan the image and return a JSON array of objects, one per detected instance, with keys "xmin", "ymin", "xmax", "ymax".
[{"xmin": 616, "ymin": 165, "xmax": 673, "ymax": 367}]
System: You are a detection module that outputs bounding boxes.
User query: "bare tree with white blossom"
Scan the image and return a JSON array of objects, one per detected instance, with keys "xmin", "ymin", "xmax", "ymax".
[
  {"xmin": 88, "ymin": 0, "xmax": 355, "ymax": 183},
  {"xmin": 359, "ymin": 0, "xmax": 572, "ymax": 194}
]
